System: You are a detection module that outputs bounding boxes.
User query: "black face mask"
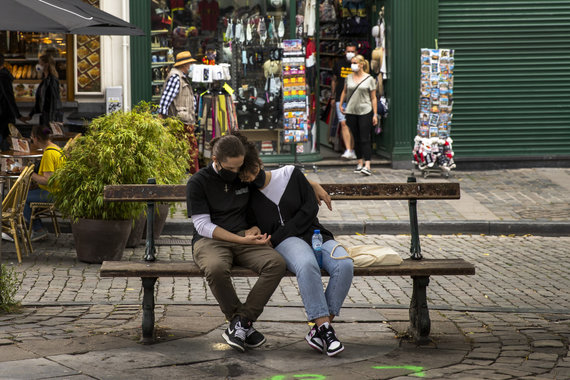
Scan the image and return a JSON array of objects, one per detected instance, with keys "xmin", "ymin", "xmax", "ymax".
[
  {"xmin": 217, "ymin": 163, "xmax": 238, "ymax": 182},
  {"xmin": 252, "ymin": 169, "xmax": 266, "ymax": 188}
]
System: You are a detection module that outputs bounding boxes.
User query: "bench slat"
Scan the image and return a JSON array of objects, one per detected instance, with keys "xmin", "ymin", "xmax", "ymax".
[
  {"xmin": 100, "ymin": 258, "xmax": 475, "ymax": 278},
  {"xmin": 103, "ymin": 182, "xmax": 460, "ymax": 202}
]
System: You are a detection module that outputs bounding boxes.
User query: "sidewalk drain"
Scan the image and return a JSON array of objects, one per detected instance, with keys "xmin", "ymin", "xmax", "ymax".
[
  {"xmin": 515, "ymin": 204, "xmax": 570, "ymax": 219},
  {"xmin": 155, "ymin": 238, "xmax": 193, "ymax": 246}
]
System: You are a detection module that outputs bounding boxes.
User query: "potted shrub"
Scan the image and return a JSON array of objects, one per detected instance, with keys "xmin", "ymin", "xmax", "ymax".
[{"xmin": 51, "ymin": 103, "xmax": 189, "ymax": 263}]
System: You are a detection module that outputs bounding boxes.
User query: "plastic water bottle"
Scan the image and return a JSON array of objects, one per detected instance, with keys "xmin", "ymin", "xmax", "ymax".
[{"xmin": 311, "ymin": 229, "xmax": 323, "ymax": 268}]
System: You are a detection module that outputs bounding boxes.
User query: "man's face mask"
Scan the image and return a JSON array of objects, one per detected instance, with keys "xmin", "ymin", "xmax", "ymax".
[{"xmin": 217, "ymin": 162, "xmax": 238, "ymax": 182}]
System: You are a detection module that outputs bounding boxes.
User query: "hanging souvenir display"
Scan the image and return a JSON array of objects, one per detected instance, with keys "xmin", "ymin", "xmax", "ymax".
[
  {"xmin": 282, "ymin": 39, "xmax": 309, "ymax": 145},
  {"xmin": 413, "ymin": 48, "xmax": 456, "ymax": 176}
]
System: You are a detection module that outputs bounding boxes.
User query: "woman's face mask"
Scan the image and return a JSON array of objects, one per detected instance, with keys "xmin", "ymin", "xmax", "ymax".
[
  {"xmin": 351, "ymin": 63, "xmax": 360, "ymax": 72},
  {"xmin": 252, "ymin": 169, "xmax": 266, "ymax": 188}
]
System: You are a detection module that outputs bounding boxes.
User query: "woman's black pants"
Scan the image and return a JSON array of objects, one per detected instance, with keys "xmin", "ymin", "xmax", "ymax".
[{"xmin": 345, "ymin": 111, "xmax": 373, "ymax": 161}]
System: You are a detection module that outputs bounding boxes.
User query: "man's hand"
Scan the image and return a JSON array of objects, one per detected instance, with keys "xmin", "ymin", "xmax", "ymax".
[
  {"xmin": 245, "ymin": 226, "xmax": 261, "ymax": 236},
  {"xmin": 241, "ymin": 233, "xmax": 272, "ymax": 245}
]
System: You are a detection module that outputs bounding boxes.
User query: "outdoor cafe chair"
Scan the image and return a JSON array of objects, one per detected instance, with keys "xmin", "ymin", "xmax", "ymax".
[{"xmin": 2, "ymin": 164, "xmax": 34, "ymax": 263}]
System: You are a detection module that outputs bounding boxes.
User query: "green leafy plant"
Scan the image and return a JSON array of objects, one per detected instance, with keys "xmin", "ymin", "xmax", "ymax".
[
  {"xmin": 0, "ymin": 264, "xmax": 20, "ymax": 313},
  {"xmin": 51, "ymin": 102, "xmax": 190, "ymax": 221}
]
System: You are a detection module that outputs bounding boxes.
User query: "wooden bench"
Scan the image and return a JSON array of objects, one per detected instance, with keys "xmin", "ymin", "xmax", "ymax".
[{"xmin": 101, "ymin": 177, "xmax": 475, "ymax": 345}]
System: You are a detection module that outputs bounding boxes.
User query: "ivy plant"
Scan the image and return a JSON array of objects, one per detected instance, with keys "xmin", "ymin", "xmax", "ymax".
[{"xmin": 50, "ymin": 103, "xmax": 190, "ymax": 221}]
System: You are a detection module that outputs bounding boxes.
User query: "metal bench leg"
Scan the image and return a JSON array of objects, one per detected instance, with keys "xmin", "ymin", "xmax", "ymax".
[
  {"xmin": 409, "ymin": 275, "xmax": 431, "ymax": 345},
  {"xmin": 141, "ymin": 277, "xmax": 157, "ymax": 344}
]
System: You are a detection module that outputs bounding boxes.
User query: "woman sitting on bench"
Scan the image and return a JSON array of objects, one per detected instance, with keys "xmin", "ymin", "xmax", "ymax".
[{"xmin": 240, "ymin": 140, "xmax": 354, "ymax": 357}]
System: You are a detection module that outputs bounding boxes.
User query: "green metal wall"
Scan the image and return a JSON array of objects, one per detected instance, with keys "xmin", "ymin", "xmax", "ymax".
[
  {"xmin": 379, "ymin": 0, "xmax": 439, "ymax": 163},
  {"xmin": 130, "ymin": 1, "xmax": 152, "ymax": 107},
  {"xmin": 438, "ymin": 0, "xmax": 570, "ymax": 158}
]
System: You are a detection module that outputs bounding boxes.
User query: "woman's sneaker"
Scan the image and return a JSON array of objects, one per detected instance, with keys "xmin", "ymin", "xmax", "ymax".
[
  {"xmin": 354, "ymin": 165, "xmax": 363, "ymax": 173},
  {"xmin": 318, "ymin": 323, "xmax": 344, "ymax": 357},
  {"xmin": 360, "ymin": 167, "xmax": 372, "ymax": 176},
  {"xmin": 222, "ymin": 316, "xmax": 248, "ymax": 352},
  {"xmin": 305, "ymin": 324, "xmax": 324, "ymax": 353}
]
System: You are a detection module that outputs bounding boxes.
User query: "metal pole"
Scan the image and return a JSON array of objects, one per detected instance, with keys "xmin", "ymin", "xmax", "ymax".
[
  {"xmin": 408, "ymin": 175, "xmax": 423, "ymax": 260},
  {"xmin": 144, "ymin": 178, "xmax": 156, "ymax": 262}
]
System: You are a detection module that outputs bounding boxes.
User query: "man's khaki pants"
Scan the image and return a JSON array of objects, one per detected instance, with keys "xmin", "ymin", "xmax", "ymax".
[{"xmin": 193, "ymin": 235, "xmax": 286, "ymax": 322}]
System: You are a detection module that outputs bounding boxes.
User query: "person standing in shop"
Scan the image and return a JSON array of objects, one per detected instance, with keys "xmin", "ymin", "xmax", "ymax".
[
  {"xmin": 21, "ymin": 54, "xmax": 62, "ymax": 126},
  {"xmin": 0, "ymin": 53, "xmax": 26, "ymax": 150},
  {"xmin": 331, "ymin": 43, "xmax": 358, "ymax": 160},
  {"xmin": 158, "ymin": 51, "xmax": 199, "ymax": 174},
  {"xmin": 339, "ymin": 54, "xmax": 378, "ymax": 176}
]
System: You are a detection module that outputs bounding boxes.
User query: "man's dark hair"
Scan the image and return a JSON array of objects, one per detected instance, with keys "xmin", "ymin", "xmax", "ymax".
[
  {"xmin": 209, "ymin": 134, "xmax": 245, "ymax": 162},
  {"xmin": 345, "ymin": 42, "xmax": 357, "ymax": 49},
  {"xmin": 0, "ymin": 53, "xmax": 4, "ymax": 66}
]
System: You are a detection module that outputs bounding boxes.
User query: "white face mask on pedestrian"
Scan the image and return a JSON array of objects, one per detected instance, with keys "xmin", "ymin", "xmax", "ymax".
[
  {"xmin": 351, "ymin": 63, "xmax": 360, "ymax": 72},
  {"xmin": 346, "ymin": 52, "xmax": 355, "ymax": 61}
]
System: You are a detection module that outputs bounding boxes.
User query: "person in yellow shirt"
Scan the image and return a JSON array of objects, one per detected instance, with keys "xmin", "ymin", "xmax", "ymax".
[{"xmin": 24, "ymin": 125, "xmax": 65, "ymax": 241}]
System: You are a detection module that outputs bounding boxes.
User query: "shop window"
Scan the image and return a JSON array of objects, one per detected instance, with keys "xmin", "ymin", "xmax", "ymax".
[{"xmin": 0, "ymin": 31, "xmax": 70, "ymax": 103}]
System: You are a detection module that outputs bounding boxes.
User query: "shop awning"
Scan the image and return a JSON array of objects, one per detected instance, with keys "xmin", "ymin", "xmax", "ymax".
[{"xmin": 0, "ymin": 0, "xmax": 144, "ymax": 36}]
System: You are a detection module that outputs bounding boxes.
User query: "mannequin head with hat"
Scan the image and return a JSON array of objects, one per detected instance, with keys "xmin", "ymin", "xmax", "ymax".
[{"xmin": 174, "ymin": 51, "xmax": 196, "ymax": 75}]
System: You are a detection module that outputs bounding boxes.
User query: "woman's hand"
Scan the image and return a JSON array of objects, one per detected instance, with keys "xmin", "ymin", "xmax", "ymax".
[
  {"xmin": 339, "ymin": 105, "xmax": 345, "ymax": 114},
  {"xmin": 245, "ymin": 226, "xmax": 261, "ymax": 236},
  {"xmin": 372, "ymin": 114, "xmax": 379, "ymax": 126}
]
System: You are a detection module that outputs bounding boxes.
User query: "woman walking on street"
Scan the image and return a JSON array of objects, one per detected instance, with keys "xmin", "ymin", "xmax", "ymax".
[{"xmin": 339, "ymin": 54, "xmax": 378, "ymax": 176}]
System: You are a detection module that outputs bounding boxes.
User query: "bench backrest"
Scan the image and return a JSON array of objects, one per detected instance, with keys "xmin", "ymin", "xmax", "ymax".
[
  {"xmin": 103, "ymin": 179, "xmax": 460, "ymax": 262},
  {"xmin": 103, "ymin": 182, "xmax": 460, "ymax": 202}
]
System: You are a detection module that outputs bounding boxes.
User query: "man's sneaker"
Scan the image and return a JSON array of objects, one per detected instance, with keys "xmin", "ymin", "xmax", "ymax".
[
  {"xmin": 354, "ymin": 165, "xmax": 363, "ymax": 173},
  {"xmin": 318, "ymin": 323, "xmax": 344, "ymax": 357},
  {"xmin": 360, "ymin": 167, "xmax": 372, "ymax": 176},
  {"xmin": 31, "ymin": 229, "xmax": 48, "ymax": 242},
  {"xmin": 222, "ymin": 316, "xmax": 248, "ymax": 352},
  {"xmin": 348, "ymin": 151, "xmax": 357, "ymax": 159},
  {"xmin": 305, "ymin": 324, "xmax": 324, "ymax": 353},
  {"xmin": 245, "ymin": 324, "xmax": 266, "ymax": 348}
]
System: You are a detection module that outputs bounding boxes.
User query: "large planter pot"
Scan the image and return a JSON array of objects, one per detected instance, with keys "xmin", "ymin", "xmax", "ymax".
[
  {"xmin": 72, "ymin": 218, "xmax": 131, "ymax": 263},
  {"xmin": 142, "ymin": 203, "xmax": 170, "ymax": 240},
  {"xmin": 126, "ymin": 213, "xmax": 146, "ymax": 248}
]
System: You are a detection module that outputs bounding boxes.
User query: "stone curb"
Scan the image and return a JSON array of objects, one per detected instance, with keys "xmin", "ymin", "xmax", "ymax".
[{"xmin": 160, "ymin": 219, "xmax": 570, "ymax": 237}]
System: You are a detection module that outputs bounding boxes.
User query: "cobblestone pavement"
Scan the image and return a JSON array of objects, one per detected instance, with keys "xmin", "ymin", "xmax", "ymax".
[{"xmin": 1, "ymin": 233, "xmax": 569, "ymax": 379}]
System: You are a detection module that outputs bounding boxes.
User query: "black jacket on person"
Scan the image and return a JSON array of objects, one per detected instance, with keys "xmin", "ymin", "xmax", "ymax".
[
  {"xmin": 30, "ymin": 74, "xmax": 62, "ymax": 125},
  {"xmin": 0, "ymin": 67, "xmax": 21, "ymax": 138},
  {"xmin": 249, "ymin": 166, "xmax": 333, "ymax": 248}
]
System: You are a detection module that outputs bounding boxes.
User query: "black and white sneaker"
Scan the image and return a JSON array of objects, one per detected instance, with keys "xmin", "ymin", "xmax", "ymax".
[
  {"xmin": 354, "ymin": 165, "xmax": 363, "ymax": 173},
  {"xmin": 245, "ymin": 324, "xmax": 266, "ymax": 348},
  {"xmin": 305, "ymin": 324, "xmax": 324, "ymax": 353},
  {"xmin": 360, "ymin": 167, "xmax": 372, "ymax": 176},
  {"xmin": 318, "ymin": 323, "xmax": 344, "ymax": 357},
  {"xmin": 222, "ymin": 316, "xmax": 247, "ymax": 352}
]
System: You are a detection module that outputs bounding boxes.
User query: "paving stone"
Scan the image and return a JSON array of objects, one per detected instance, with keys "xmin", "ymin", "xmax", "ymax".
[
  {"xmin": 532, "ymin": 340, "xmax": 564, "ymax": 348},
  {"xmin": 527, "ymin": 352, "xmax": 559, "ymax": 361}
]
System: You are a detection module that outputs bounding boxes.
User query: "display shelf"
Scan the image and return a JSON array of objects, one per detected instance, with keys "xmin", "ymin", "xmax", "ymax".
[
  {"xmin": 151, "ymin": 47, "xmax": 170, "ymax": 52},
  {"xmin": 13, "ymin": 79, "xmax": 40, "ymax": 84},
  {"xmin": 151, "ymin": 29, "xmax": 169, "ymax": 35},
  {"xmin": 5, "ymin": 57, "xmax": 66, "ymax": 62},
  {"xmin": 152, "ymin": 80, "xmax": 165, "ymax": 85},
  {"xmin": 152, "ymin": 62, "xmax": 174, "ymax": 67}
]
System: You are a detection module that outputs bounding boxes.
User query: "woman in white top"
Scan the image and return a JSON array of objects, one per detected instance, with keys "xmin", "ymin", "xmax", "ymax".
[{"xmin": 339, "ymin": 54, "xmax": 378, "ymax": 176}]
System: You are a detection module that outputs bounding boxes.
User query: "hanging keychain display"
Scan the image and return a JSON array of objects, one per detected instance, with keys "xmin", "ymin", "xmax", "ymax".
[{"xmin": 413, "ymin": 45, "xmax": 456, "ymax": 178}]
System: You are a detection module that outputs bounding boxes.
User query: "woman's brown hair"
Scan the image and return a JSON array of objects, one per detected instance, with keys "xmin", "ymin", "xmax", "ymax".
[
  {"xmin": 32, "ymin": 125, "xmax": 52, "ymax": 143},
  {"xmin": 39, "ymin": 54, "xmax": 58, "ymax": 77}
]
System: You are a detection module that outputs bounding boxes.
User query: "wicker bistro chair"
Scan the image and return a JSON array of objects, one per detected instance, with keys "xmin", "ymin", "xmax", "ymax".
[
  {"xmin": 28, "ymin": 202, "xmax": 60, "ymax": 239},
  {"xmin": 1, "ymin": 165, "xmax": 34, "ymax": 263}
]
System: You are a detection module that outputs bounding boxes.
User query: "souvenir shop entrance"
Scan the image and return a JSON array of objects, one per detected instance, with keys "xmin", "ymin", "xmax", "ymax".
[{"xmin": 131, "ymin": 0, "xmax": 329, "ymax": 164}]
